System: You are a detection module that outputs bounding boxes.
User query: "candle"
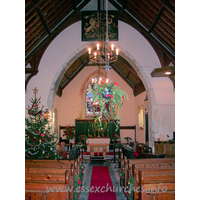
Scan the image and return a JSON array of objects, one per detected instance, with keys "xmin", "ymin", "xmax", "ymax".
[
  {"xmin": 88, "ymin": 47, "xmax": 91, "ymax": 54},
  {"xmin": 97, "ymin": 43, "xmax": 100, "ymax": 50},
  {"xmin": 111, "ymin": 44, "xmax": 114, "ymax": 51},
  {"xmin": 116, "ymin": 48, "xmax": 119, "ymax": 55},
  {"xmin": 94, "ymin": 52, "xmax": 97, "ymax": 58}
]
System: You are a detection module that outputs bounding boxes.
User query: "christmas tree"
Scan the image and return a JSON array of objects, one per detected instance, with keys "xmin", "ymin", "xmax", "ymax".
[{"xmin": 25, "ymin": 87, "xmax": 62, "ymax": 159}]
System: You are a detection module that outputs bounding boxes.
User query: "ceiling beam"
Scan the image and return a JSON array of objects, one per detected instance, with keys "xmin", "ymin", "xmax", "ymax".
[
  {"xmin": 57, "ymin": 86, "xmax": 62, "ymax": 97},
  {"xmin": 59, "ymin": 59, "xmax": 90, "ymax": 95},
  {"xmin": 72, "ymin": 0, "xmax": 77, "ymax": 11},
  {"xmin": 134, "ymin": 81, "xmax": 145, "ymax": 96},
  {"xmin": 108, "ymin": 0, "xmax": 175, "ymax": 60},
  {"xmin": 158, "ymin": 0, "xmax": 175, "ymax": 15},
  {"xmin": 151, "ymin": 66, "xmax": 175, "ymax": 77},
  {"xmin": 111, "ymin": 63, "xmax": 135, "ymax": 91},
  {"xmin": 148, "ymin": 6, "xmax": 165, "ymax": 33},
  {"xmin": 125, "ymin": 70, "xmax": 131, "ymax": 79},
  {"xmin": 26, "ymin": 0, "xmax": 91, "ymax": 61},
  {"xmin": 25, "ymin": 68, "xmax": 39, "ymax": 74},
  {"xmin": 26, "ymin": 0, "xmax": 45, "ymax": 15},
  {"xmin": 36, "ymin": 5, "xmax": 51, "ymax": 35},
  {"xmin": 122, "ymin": 0, "xmax": 128, "ymax": 10}
]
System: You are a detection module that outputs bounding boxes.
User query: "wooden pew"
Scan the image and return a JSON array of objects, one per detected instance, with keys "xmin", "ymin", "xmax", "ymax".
[
  {"xmin": 124, "ymin": 158, "xmax": 175, "ymax": 187},
  {"xmin": 132, "ymin": 165, "xmax": 175, "ymax": 200},
  {"xmin": 138, "ymin": 170, "xmax": 175, "ymax": 200},
  {"xmin": 25, "ymin": 170, "xmax": 71, "ymax": 200},
  {"xmin": 25, "ymin": 157, "xmax": 82, "ymax": 176},
  {"xmin": 25, "ymin": 161, "xmax": 75, "ymax": 200}
]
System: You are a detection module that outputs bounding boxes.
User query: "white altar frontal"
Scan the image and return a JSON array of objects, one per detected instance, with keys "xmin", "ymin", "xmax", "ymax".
[{"xmin": 87, "ymin": 138, "xmax": 110, "ymax": 152}]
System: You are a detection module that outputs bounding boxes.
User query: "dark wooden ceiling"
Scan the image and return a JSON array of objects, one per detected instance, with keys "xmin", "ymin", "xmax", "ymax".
[{"xmin": 25, "ymin": 0, "xmax": 175, "ymax": 94}]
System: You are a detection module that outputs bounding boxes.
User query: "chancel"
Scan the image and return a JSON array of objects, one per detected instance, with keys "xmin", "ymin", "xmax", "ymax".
[{"xmin": 25, "ymin": 0, "xmax": 175, "ymax": 199}]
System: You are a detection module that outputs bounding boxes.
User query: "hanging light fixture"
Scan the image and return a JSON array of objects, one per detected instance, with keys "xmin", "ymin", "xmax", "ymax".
[
  {"xmin": 87, "ymin": 0, "xmax": 128, "ymax": 131},
  {"xmin": 88, "ymin": 42, "xmax": 119, "ymax": 64},
  {"xmin": 87, "ymin": 0, "xmax": 119, "ymax": 65}
]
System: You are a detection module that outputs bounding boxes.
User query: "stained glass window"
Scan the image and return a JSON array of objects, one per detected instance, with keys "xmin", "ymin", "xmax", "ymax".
[{"xmin": 86, "ymin": 77, "xmax": 100, "ymax": 117}]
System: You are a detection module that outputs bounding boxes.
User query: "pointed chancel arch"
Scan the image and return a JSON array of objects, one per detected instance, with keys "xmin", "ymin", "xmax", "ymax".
[{"xmin": 47, "ymin": 45, "xmax": 157, "ymax": 146}]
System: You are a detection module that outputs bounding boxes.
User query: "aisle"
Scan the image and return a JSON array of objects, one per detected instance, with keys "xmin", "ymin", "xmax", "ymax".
[
  {"xmin": 78, "ymin": 161, "xmax": 126, "ymax": 200},
  {"xmin": 88, "ymin": 166, "xmax": 116, "ymax": 200}
]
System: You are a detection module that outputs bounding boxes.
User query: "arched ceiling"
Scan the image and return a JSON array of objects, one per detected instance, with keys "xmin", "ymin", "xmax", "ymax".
[
  {"xmin": 56, "ymin": 53, "xmax": 145, "ymax": 97},
  {"xmin": 25, "ymin": 0, "xmax": 175, "ymax": 91}
]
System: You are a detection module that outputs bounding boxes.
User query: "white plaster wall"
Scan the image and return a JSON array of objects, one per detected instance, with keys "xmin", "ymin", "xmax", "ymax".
[
  {"xmin": 25, "ymin": 20, "xmax": 175, "ymax": 147},
  {"xmin": 25, "ymin": 21, "xmax": 160, "ymax": 108}
]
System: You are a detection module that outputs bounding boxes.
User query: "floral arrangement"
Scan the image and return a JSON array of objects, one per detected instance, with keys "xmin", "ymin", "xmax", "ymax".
[
  {"xmin": 63, "ymin": 125, "xmax": 75, "ymax": 140},
  {"xmin": 125, "ymin": 175, "xmax": 134, "ymax": 200},
  {"xmin": 78, "ymin": 134, "xmax": 88, "ymax": 149},
  {"xmin": 119, "ymin": 164, "xmax": 125, "ymax": 186},
  {"xmin": 76, "ymin": 141, "xmax": 83, "ymax": 146},
  {"xmin": 79, "ymin": 165, "xmax": 85, "ymax": 183},
  {"xmin": 113, "ymin": 133, "xmax": 120, "ymax": 141},
  {"xmin": 79, "ymin": 134, "xmax": 88, "ymax": 142},
  {"xmin": 74, "ymin": 175, "xmax": 82, "ymax": 199},
  {"xmin": 113, "ymin": 133, "xmax": 123, "ymax": 148},
  {"xmin": 92, "ymin": 81, "xmax": 128, "ymax": 130}
]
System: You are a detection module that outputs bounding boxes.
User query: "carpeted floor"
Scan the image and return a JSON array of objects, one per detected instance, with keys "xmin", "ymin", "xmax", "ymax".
[
  {"xmin": 88, "ymin": 166, "xmax": 117, "ymax": 200},
  {"xmin": 78, "ymin": 160, "xmax": 126, "ymax": 200}
]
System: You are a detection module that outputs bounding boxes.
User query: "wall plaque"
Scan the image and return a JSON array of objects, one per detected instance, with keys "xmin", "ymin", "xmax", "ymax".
[{"xmin": 82, "ymin": 11, "xmax": 118, "ymax": 41}]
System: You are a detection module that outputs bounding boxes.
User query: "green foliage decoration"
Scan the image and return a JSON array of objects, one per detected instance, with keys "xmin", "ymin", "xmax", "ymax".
[
  {"xmin": 118, "ymin": 164, "xmax": 125, "ymax": 185},
  {"xmin": 125, "ymin": 174, "xmax": 134, "ymax": 200},
  {"xmin": 79, "ymin": 165, "xmax": 85, "ymax": 183},
  {"xmin": 74, "ymin": 174, "xmax": 82, "ymax": 199},
  {"xmin": 91, "ymin": 81, "xmax": 128, "ymax": 130}
]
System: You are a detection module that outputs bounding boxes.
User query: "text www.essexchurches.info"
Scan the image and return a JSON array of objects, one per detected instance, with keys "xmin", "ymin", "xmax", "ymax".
[{"xmin": 46, "ymin": 183, "xmax": 168, "ymax": 193}]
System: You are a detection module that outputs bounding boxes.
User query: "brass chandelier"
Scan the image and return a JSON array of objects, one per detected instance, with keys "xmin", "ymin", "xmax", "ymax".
[{"xmin": 87, "ymin": 0, "xmax": 119, "ymax": 66}]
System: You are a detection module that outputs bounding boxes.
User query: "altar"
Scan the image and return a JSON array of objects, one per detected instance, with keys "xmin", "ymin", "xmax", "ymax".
[{"xmin": 86, "ymin": 138, "xmax": 110, "ymax": 152}]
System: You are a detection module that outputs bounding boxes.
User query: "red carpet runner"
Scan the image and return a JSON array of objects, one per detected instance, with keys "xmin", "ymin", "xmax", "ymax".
[{"xmin": 88, "ymin": 166, "xmax": 117, "ymax": 200}]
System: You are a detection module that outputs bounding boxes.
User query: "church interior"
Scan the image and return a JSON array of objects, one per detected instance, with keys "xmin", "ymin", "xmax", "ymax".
[{"xmin": 24, "ymin": 0, "xmax": 180, "ymax": 199}]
